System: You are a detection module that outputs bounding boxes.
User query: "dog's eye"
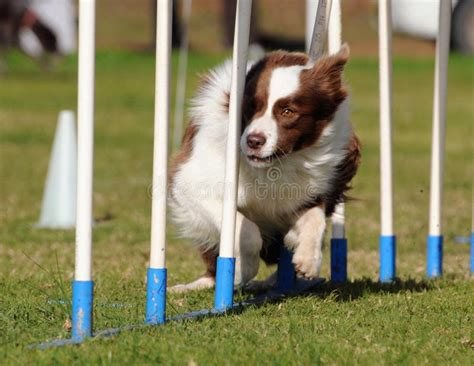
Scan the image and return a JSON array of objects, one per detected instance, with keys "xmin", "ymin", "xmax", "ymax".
[{"xmin": 281, "ymin": 108, "xmax": 294, "ymax": 117}]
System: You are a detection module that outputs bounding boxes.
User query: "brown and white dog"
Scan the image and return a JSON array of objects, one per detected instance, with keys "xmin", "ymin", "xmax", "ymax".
[{"xmin": 169, "ymin": 44, "xmax": 360, "ymax": 292}]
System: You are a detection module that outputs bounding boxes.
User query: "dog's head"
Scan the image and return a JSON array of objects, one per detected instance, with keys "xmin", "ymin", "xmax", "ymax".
[{"xmin": 240, "ymin": 44, "xmax": 349, "ymax": 168}]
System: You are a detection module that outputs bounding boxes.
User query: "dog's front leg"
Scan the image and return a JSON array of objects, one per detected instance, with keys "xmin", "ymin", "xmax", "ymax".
[
  {"xmin": 234, "ymin": 212, "xmax": 262, "ymax": 286},
  {"xmin": 284, "ymin": 205, "xmax": 326, "ymax": 279}
]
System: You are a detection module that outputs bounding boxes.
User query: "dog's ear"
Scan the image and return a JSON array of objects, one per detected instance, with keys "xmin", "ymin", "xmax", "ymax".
[
  {"xmin": 314, "ymin": 43, "xmax": 350, "ymax": 77},
  {"xmin": 313, "ymin": 44, "xmax": 349, "ymax": 103},
  {"xmin": 303, "ymin": 44, "xmax": 350, "ymax": 108}
]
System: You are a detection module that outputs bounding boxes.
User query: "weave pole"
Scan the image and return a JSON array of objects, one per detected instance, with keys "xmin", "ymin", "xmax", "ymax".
[
  {"xmin": 307, "ymin": 0, "xmax": 332, "ymax": 59},
  {"xmin": 327, "ymin": 0, "xmax": 347, "ymax": 284},
  {"xmin": 276, "ymin": 245, "xmax": 296, "ymax": 292},
  {"xmin": 172, "ymin": 0, "xmax": 192, "ymax": 150},
  {"xmin": 378, "ymin": 0, "xmax": 396, "ymax": 283},
  {"xmin": 214, "ymin": 0, "xmax": 252, "ymax": 311},
  {"xmin": 305, "ymin": 0, "xmax": 315, "ymax": 52},
  {"xmin": 330, "ymin": 204, "xmax": 347, "ymax": 283},
  {"xmin": 145, "ymin": 0, "xmax": 172, "ymax": 324},
  {"xmin": 72, "ymin": 0, "xmax": 96, "ymax": 341},
  {"xmin": 427, "ymin": 0, "xmax": 451, "ymax": 278},
  {"xmin": 327, "ymin": 0, "xmax": 341, "ymax": 55}
]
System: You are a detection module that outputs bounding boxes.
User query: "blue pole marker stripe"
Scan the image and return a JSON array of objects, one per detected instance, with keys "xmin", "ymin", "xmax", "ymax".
[
  {"xmin": 380, "ymin": 235, "xmax": 396, "ymax": 282},
  {"xmin": 145, "ymin": 267, "xmax": 167, "ymax": 324},
  {"xmin": 72, "ymin": 280, "xmax": 94, "ymax": 341},
  {"xmin": 427, "ymin": 235, "xmax": 443, "ymax": 278},
  {"xmin": 330, "ymin": 238, "xmax": 347, "ymax": 283},
  {"xmin": 214, "ymin": 256, "xmax": 235, "ymax": 311},
  {"xmin": 471, "ymin": 232, "xmax": 474, "ymax": 274},
  {"xmin": 277, "ymin": 246, "xmax": 296, "ymax": 292}
]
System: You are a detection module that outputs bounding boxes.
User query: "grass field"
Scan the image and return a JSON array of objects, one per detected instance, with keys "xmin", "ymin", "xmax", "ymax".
[{"xmin": 0, "ymin": 49, "xmax": 473, "ymax": 365}]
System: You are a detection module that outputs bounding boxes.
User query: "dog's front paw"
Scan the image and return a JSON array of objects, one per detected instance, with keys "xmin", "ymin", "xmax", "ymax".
[{"xmin": 292, "ymin": 252, "xmax": 322, "ymax": 280}]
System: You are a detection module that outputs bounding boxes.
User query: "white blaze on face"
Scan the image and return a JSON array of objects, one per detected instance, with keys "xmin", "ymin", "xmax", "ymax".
[{"xmin": 241, "ymin": 65, "xmax": 306, "ymax": 163}]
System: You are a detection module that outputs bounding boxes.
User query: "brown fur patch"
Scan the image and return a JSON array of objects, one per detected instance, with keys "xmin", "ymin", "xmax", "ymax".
[
  {"xmin": 324, "ymin": 132, "xmax": 361, "ymax": 216},
  {"xmin": 300, "ymin": 45, "xmax": 350, "ymax": 119}
]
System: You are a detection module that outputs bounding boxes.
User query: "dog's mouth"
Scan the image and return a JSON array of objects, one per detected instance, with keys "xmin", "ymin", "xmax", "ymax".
[
  {"xmin": 246, "ymin": 152, "xmax": 278, "ymax": 167},
  {"xmin": 248, "ymin": 154, "xmax": 275, "ymax": 163}
]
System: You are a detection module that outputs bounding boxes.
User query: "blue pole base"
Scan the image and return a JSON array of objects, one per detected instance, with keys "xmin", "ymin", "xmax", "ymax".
[
  {"xmin": 427, "ymin": 235, "xmax": 443, "ymax": 278},
  {"xmin": 145, "ymin": 268, "xmax": 167, "ymax": 324},
  {"xmin": 330, "ymin": 238, "xmax": 347, "ymax": 283},
  {"xmin": 214, "ymin": 256, "xmax": 235, "ymax": 311},
  {"xmin": 277, "ymin": 246, "xmax": 296, "ymax": 292},
  {"xmin": 380, "ymin": 235, "xmax": 396, "ymax": 282},
  {"xmin": 470, "ymin": 232, "xmax": 474, "ymax": 274},
  {"xmin": 72, "ymin": 280, "xmax": 94, "ymax": 341}
]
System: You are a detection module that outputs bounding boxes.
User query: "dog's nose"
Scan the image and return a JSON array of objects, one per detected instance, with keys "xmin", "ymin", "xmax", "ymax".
[{"xmin": 247, "ymin": 133, "xmax": 266, "ymax": 149}]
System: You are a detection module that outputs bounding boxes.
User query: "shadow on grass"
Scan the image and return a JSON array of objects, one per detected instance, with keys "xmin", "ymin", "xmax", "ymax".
[
  {"xmin": 175, "ymin": 278, "xmax": 437, "ymax": 324},
  {"xmin": 236, "ymin": 277, "xmax": 435, "ymax": 309},
  {"xmin": 306, "ymin": 277, "xmax": 434, "ymax": 303}
]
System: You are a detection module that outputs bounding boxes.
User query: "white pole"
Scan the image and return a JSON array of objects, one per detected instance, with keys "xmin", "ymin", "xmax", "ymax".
[
  {"xmin": 378, "ymin": 0, "xmax": 397, "ymax": 282},
  {"xmin": 75, "ymin": 0, "xmax": 96, "ymax": 282},
  {"xmin": 173, "ymin": 0, "xmax": 192, "ymax": 150},
  {"xmin": 327, "ymin": 0, "xmax": 341, "ymax": 54},
  {"xmin": 327, "ymin": 0, "xmax": 345, "ymax": 240},
  {"xmin": 307, "ymin": 0, "xmax": 332, "ymax": 62},
  {"xmin": 332, "ymin": 204, "xmax": 345, "ymax": 239},
  {"xmin": 218, "ymin": 0, "xmax": 252, "ymax": 259},
  {"xmin": 149, "ymin": 0, "xmax": 172, "ymax": 269},
  {"xmin": 305, "ymin": 0, "xmax": 318, "ymax": 53},
  {"xmin": 429, "ymin": 0, "xmax": 451, "ymax": 237},
  {"xmin": 426, "ymin": 0, "xmax": 451, "ymax": 278},
  {"xmin": 378, "ymin": 0, "xmax": 394, "ymax": 238}
]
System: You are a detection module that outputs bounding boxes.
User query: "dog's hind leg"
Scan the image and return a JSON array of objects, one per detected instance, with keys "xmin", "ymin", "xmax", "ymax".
[
  {"xmin": 168, "ymin": 276, "xmax": 216, "ymax": 293},
  {"xmin": 170, "ymin": 213, "xmax": 262, "ymax": 293},
  {"xmin": 169, "ymin": 246, "xmax": 218, "ymax": 293}
]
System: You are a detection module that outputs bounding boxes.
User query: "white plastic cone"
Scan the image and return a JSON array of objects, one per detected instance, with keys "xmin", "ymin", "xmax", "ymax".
[{"xmin": 36, "ymin": 110, "xmax": 77, "ymax": 229}]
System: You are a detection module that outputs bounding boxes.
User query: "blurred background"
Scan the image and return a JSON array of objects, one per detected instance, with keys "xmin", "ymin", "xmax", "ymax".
[{"xmin": 1, "ymin": 0, "xmax": 473, "ymax": 65}]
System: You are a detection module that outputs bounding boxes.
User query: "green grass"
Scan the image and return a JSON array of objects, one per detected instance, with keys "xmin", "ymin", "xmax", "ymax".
[{"xmin": 0, "ymin": 50, "xmax": 473, "ymax": 365}]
